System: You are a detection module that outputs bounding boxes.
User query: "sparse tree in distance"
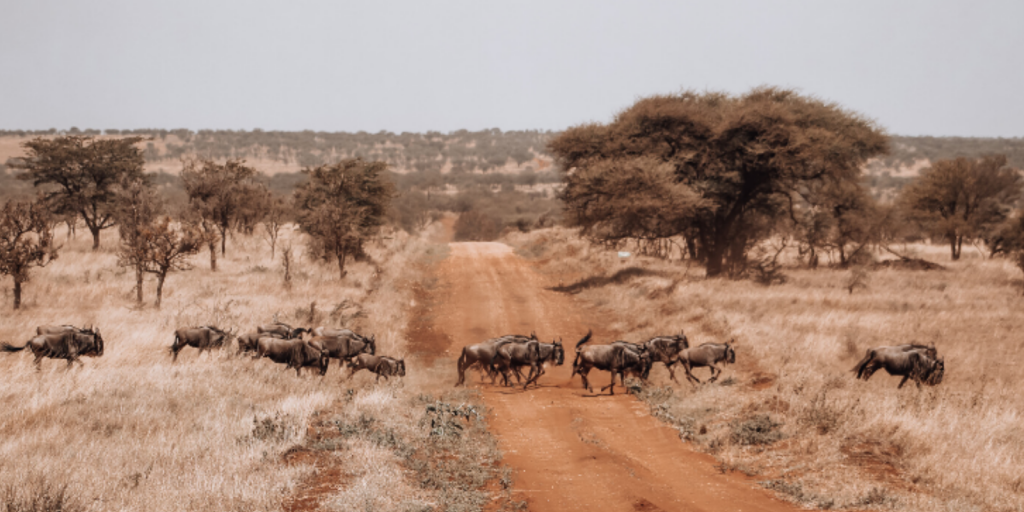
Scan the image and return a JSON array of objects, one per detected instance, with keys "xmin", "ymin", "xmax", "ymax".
[
  {"xmin": 143, "ymin": 217, "xmax": 208, "ymax": 308},
  {"xmin": 180, "ymin": 157, "xmax": 262, "ymax": 270},
  {"xmin": 114, "ymin": 178, "xmax": 162, "ymax": 304},
  {"xmin": 0, "ymin": 199, "xmax": 59, "ymax": 309},
  {"xmin": 293, "ymin": 158, "xmax": 395, "ymax": 278},
  {"xmin": 11, "ymin": 135, "xmax": 146, "ymax": 249},
  {"xmin": 549, "ymin": 87, "xmax": 889, "ymax": 277},
  {"xmin": 261, "ymin": 196, "xmax": 288, "ymax": 261},
  {"xmin": 900, "ymin": 155, "xmax": 1021, "ymax": 260}
]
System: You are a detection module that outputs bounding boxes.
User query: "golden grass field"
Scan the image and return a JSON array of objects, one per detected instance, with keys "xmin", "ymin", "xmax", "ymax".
[
  {"xmin": 0, "ymin": 223, "xmax": 512, "ymax": 512},
  {"xmin": 507, "ymin": 228, "xmax": 1024, "ymax": 512}
]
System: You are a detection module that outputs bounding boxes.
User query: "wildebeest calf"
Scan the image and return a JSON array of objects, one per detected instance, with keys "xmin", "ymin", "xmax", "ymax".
[
  {"xmin": 346, "ymin": 354, "xmax": 406, "ymax": 382},
  {"xmin": 170, "ymin": 326, "xmax": 234, "ymax": 362},
  {"xmin": 253, "ymin": 337, "xmax": 328, "ymax": 376}
]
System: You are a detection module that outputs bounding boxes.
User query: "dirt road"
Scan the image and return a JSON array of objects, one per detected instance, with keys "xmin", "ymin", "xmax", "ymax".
[{"xmin": 415, "ymin": 242, "xmax": 801, "ymax": 512}]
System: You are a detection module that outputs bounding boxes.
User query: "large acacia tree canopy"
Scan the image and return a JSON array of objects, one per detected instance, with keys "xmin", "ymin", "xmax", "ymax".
[{"xmin": 549, "ymin": 87, "xmax": 889, "ymax": 276}]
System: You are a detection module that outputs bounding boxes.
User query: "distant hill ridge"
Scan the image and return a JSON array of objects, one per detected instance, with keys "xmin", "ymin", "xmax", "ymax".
[{"xmin": 2, "ymin": 129, "xmax": 1022, "ymax": 176}]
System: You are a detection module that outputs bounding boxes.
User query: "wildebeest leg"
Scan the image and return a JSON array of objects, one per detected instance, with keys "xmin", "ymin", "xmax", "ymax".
[
  {"xmin": 708, "ymin": 363, "xmax": 722, "ymax": 383},
  {"xmin": 665, "ymin": 361, "xmax": 680, "ymax": 384},
  {"xmin": 524, "ymin": 363, "xmax": 542, "ymax": 389},
  {"xmin": 33, "ymin": 354, "xmax": 43, "ymax": 372},
  {"xmin": 683, "ymin": 363, "xmax": 702, "ymax": 385},
  {"xmin": 579, "ymin": 366, "xmax": 592, "ymax": 393},
  {"xmin": 601, "ymin": 371, "xmax": 619, "ymax": 395},
  {"xmin": 897, "ymin": 374, "xmax": 910, "ymax": 389}
]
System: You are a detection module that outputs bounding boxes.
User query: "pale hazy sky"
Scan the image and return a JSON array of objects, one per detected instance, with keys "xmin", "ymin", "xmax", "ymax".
[{"xmin": 1, "ymin": 1, "xmax": 1022, "ymax": 136}]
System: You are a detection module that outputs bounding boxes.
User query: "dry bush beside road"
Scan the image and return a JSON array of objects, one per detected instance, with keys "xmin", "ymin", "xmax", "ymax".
[
  {"xmin": 0, "ymin": 224, "xmax": 511, "ymax": 512},
  {"xmin": 509, "ymin": 228, "xmax": 1024, "ymax": 512}
]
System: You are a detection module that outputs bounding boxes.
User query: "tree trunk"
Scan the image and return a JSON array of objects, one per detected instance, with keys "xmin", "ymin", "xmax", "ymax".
[
  {"xmin": 135, "ymin": 266, "xmax": 144, "ymax": 304},
  {"xmin": 209, "ymin": 242, "xmax": 218, "ymax": 271},
  {"xmin": 220, "ymin": 225, "xmax": 227, "ymax": 255},
  {"xmin": 950, "ymin": 235, "xmax": 961, "ymax": 261},
  {"xmin": 155, "ymin": 273, "xmax": 167, "ymax": 308},
  {"xmin": 337, "ymin": 252, "xmax": 348, "ymax": 279},
  {"xmin": 89, "ymin": 226, "xmax": 101, "ymax": 250},
  {"xmin": 704, "ymin": 242, "xmax": 725, "ymax": 277},
  {"xmin": 13, "ymin": 279, "xmax": 22, "ymax": 310}
]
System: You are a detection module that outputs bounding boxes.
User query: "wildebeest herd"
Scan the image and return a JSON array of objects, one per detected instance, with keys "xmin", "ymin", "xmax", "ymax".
[
  {"xmin": 456, "ymin": 330, "xmax": 944, "ymax": 394},
  {"xmin": 2, "ymin": 322, "xmax": 405, "ymax": 381},
  {"xmin": 2, "ymin": 323, "xmax": 943, "ymax": 392}
]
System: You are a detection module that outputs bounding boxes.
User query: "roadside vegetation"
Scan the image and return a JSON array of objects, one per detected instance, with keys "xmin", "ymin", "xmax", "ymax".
[{"xmin": 509, "ymin": 227, "xmax": 1024, "ymax": 511}]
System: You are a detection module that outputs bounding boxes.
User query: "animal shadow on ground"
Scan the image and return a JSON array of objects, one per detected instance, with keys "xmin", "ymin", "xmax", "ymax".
[{"xmin": 549, "ymin": 267, "xmax": 664, "ymax": 294}]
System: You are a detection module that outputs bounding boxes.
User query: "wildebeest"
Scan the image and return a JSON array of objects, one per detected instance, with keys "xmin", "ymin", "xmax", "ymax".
[
  {"xmin": 170, "ymin": 326, "xmax": 235, "ymax": 362},
  {"xmin": 252, "ymin": 337, "xmax": 328, "ymax": 376},
  {"xmin": 641, "ymin": 331, "xmax": 690, "ymax": 382},
  {"xmin": 493, "ymin": 335, "xmax": 561, "ymax": 387},
  {"xmin": 309, "ymin": 329, "xmax": 376, "ymax": 372},
  {"xmin": 491, "ymin": 336, "xmax": 565, "ymax": 389},
  {"xmin": 257, "ymin": 322, "xmax": 309, "ymax": 340},
  {"xmin": 346, "ymin": 354, "xmax": 406, "ymax": 382},
  {"xmin": 610, "ymin": 341, "xmax": 653, "ymax": 382},
  {"xmin": 2, "ymin": 327, "xmax": 105, "ymax": 370},
  {"xmin": 571, "ymin": 331, "xmax": 650, "ymax": 395},
  {"xmin": 455, "ymin": 333, "xmax": 537, "ymax": 386},
  {"xmin": 677, "ymin": 342, "xmax": 735, "ymax": 385},
  {"xmin": 852, "ymin": 345, "xmax": 944, "ymax": 388}
]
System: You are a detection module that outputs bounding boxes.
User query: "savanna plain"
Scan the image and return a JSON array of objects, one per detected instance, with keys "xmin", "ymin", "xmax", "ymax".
[{"xmin": 2, "ymin": 221, "xmax": 1023, "ymax": 512}]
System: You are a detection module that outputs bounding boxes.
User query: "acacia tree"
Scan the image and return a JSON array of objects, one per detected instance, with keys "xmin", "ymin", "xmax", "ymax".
[
  {"xmin": 900, "ymin": 155, "xmax": 1021, "ymax": 260},
  {"xmin": 11, "ymin": 136, "xmax": 146, "ymax": 250},
  {"xmin": 0, "ymin": 199, "xmax": 59, "ymax": 309},
  {"xmin": 549, "ymin": 87, "xmax": 889, "ymax": 277},
  {"xmin": 114, "ymin": 178, "xmax": 162, "ymax": 304},
  {"xmin": 293, "ymin": 158, "xmax": 395, "ymax": 278},
  {"xmin": 180, "ymin": 157, "xmax": 264, "ymax": 270},
  {"xmin": 143, "ymin": 217, "xmax": 207, "ymax": 308}
]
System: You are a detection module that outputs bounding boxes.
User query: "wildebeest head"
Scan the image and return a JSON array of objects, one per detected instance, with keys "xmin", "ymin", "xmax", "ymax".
[
  {"xmin": 638, "ymin": 349, "xmax": 653, "ymax": 380},
  {"xmin": 552, "ymin": 338, "xmax": 565, "ymax": 365},
  {"xmin": 396, "ymin": 359, "xmax": 406, "ymax": 377},
  {"xmin": 921, "ymin": 356, "xmax": 944, "ymax": 386},
  {"xmin": 725, "ymin": 341, "xmax": 736, "ymax": 364},
  {"xmin": 290, "ymin": 327, "xmax": 310, "ymax": 339},
  {"xmin": 77, "ymin": 327, "xmax": 104, "ymax": 357},
  {"xmin": 365, "ymin": 334, "xmax": 376, "ymax": 355},
  {"xmin": 676, "ymin": 330, "xmax": 690, "ymax": 350},
  {"xmin": 317, "ymin": 345, "xmax": 329, "ymax": 376}
]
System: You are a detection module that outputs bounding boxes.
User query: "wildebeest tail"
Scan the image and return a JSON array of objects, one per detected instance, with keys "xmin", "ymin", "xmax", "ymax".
[
  {"xmin": 574, "ymin": 330, "xmax": 593, "ymax": 352},
  {"xmin": 851, "ymin": 349, "xmax": 875, "ymax": 379},
  {"xmin": 2, "ymin": 342, "xmax": 26, "ymax": 352}
]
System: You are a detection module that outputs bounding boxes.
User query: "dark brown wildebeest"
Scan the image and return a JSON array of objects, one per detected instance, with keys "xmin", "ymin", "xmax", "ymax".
[
  {"xmin": 346, "ymin": 354, "xmax": 406, "ymax": 382},
  {"xmin": 170, "ymin": 326, "xmax": 234, "ymax": 362},
  {"xmin": 492, "ymin": 337, "xmax": 565, "ymax": 388},
  {"xmin": 257, "ymin": 322, "xmax": 309, "ymax": 340},
  {"xmin": 308, "ymin": 329, "xmax": 376, "ymax": 373},
  {"xmin": 640, "ymin": 331, "xmax": 690, "ymax": 382},
  {"xmin": 455, "ymin": 333, "xmax": 537, "ymax": 386},
  {"xmin": 252, "ymin": 337, "xmax": 328, "ymax": 376},
  {"xmin": 610, "ymin": 341, "xmax": 653, "ymax": 382},
  {"xmin": 852, "ymin": 345, "xmax": 944, "ymax": 389},
  {"xmin": 2, "ymin": 328, "xmax": 105, "ymax": 370},
  {"xmin": 677, "ymin": 342, "xmax": 735, "ymax": 385},
  {"xmin": 571, "ymin": 331, "xmax": 651, "ymax": 395}
]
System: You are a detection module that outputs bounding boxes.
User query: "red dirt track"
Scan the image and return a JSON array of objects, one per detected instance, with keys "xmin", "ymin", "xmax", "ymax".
[{"xmin": 417, "ymin": 242, "xmax": 801, "ymax": 512}]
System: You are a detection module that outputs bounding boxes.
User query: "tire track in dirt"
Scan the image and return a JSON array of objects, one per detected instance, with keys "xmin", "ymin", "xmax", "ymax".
[{"xmin": 415, "ymin": 242, "xmax": 803, "ymax": 512}]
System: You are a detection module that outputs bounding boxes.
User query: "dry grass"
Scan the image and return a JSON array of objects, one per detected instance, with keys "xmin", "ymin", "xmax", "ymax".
[
  {"xmin": 508, "ymin": 228, "xmax": 1024, "ymax": 512},
  {"xmin": 0, "ymin": 223, "xmax": 510, "ymax": 511}
]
